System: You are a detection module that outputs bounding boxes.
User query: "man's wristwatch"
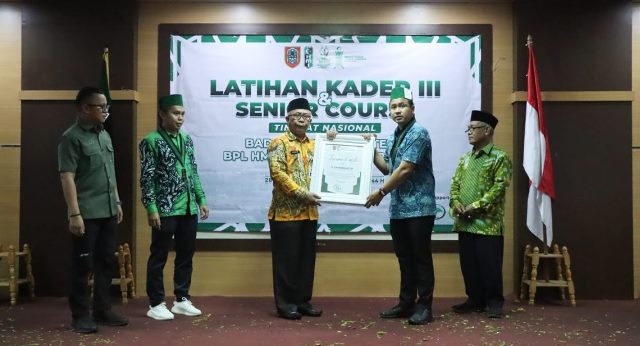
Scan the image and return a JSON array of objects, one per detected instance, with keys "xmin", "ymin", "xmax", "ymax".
[{"xmin": 378, "ymin": 188, "xmax": 387, "ymax": 196}]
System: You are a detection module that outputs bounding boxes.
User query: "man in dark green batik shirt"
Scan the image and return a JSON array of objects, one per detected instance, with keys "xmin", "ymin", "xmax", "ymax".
[
  {"xmin": 58, "ymin": 87, "xmax": 128, "ymax": 334},
  {"xmin": 140, "ymin": 94, "xmax": 209, "ymax": 321},
  {"xmin": 450, "ymin": 110, "xmax": 512, "ymax": 319}
]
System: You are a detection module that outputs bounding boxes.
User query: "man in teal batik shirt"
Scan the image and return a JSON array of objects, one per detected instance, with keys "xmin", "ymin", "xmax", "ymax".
[
  {"xmin": 365, "ymin": 87, "xmax": 436, "ymax": 325},
  {"xmin": 450, "ymin": 110, "xmax": 512, "ymax": 319}
]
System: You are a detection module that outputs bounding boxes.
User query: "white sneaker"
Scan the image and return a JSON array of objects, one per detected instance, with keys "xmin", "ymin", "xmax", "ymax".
[
  {"xmin": 171, "ymin": 299, "xmax": 202, "ymax": 316},
  {"xmin": 147, "ymin": 302, "xmax": 175, "ymax": 320}
]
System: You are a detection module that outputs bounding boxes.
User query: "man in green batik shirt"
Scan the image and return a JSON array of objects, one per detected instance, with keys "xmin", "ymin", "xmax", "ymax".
[
  {"xmin": 140, "ymin": 94, "xmax": 209, "ymax": 321},
  {"xmin": 449, "ymin": 110, "xmax": 512, "ymax": 319}
]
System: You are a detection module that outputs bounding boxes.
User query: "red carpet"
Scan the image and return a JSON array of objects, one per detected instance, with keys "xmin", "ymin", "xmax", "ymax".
[{"xmin": 1, "ymin": 296, "xmax": 639, "ymax": 345}]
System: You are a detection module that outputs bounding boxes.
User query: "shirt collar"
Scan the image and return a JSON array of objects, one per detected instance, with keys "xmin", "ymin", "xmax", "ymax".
[
  {"xmin": 159, "ymin": 127, "xmax": 181, "ymax": 138},
  {"xmin": 77, "ymin": 120, "xmax": 103, "ymax": 133},
  {"xmin": 285, "ymin": 129, "xmax": 309, "ymax": 143},
  {"xmin": 474, "ymin": 142, "xmax": 495, "ymax": 157},
  {"xmin": 394, "ymin": 118, "xmax": 416, "ymax": 137}
]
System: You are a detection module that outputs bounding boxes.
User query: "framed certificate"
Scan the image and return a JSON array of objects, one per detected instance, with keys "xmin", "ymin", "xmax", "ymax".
[{"xmin": 310, "ymin": 134, "xmax": 375, "ymax": 205}]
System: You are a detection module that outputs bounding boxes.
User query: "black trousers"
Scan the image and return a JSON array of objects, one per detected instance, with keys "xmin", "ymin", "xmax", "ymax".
[
  {"xmin": 269, "ymin": 219, "xmax": 318, "ymax": 312},
  {"xmin": 146, "ymin": 214, "xmax": 198, "ymax": 307},
  {"xmin": 458, "ymin": 231, "xmax": 504, "ymax": 309},
  {"xmin": 69, "ymin": 217, "xmax": 117, "ymax": 319},
  {"xmin": 389, "ymin": 216, "xmax": 435, "ymax": 309}
]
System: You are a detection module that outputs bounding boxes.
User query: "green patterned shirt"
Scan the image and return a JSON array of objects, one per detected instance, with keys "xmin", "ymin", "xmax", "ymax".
[
  {"xmin": 139, "ymin": 130, "xmax": 207, "ymax": 217},
  {"xmin": 449, "ymin": 143, "xmax": 512, "ymax": 236}
]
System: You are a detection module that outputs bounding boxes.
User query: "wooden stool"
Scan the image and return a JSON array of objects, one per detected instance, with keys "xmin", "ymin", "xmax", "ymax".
[
  {"xmin": 0, "ymin": 244, "xmax": 35, "ymax": 305},
  {"xmin": 90, "ymin": 243, "xmax": 136, "ymax": 304},
  {"xmin": 520, "ymin": 244, "xmax": 576, "ymax": 306},
  {"xmin": 114, "ymin": 243, "xmax": 136, "ymax": 303}
]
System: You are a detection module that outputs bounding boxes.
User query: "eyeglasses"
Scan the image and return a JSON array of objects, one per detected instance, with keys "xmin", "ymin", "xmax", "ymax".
[
  {"xmin": 289, "ymin": 113, "xmax": 312, "ymax": 121},
  {"xmin": 86, "ymin": 103, "xmax": 110, "ymax": 113},
  {"xmin": 465, "ymin": 125, "xmax": 486, "ymax": 133}
]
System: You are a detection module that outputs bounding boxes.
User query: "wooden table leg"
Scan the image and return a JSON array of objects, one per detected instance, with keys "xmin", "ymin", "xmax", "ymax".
[
  {"xmin": 116, "ymin": 245, "xmax": 128, "ymax": 304},
  {"xmin": 528, "ymin": 246, "xmax": 540, "ymax": 305},
  {"xmin": 520, "ymin": 245, "xmax": 531, "ymax": 301},
  {"xmin": 23, "ymin": 244, "xmax": 35, "ymax": 299},
  {"xmin": 553, "ymin": 244, "xmax": 566, "ymax": 300},
  {"xmin": 124, "ymin": 244, "xmax": 136, "ymax": 298},
  {"xmin": 562, "ymin": 246, "xmax": 576, "ymax": 306},
  {"xmin": 8, "ymin": 246, "xmax": 17, "ymax": 306}
]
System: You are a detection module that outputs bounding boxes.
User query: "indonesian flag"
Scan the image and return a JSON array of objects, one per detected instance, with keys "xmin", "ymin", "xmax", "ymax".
[{"xmin": 523, "ymin": 40, "xmax": 556, "ymax": 247}]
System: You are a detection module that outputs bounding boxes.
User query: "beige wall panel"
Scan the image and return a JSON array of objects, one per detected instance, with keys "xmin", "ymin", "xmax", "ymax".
[
  {"xmin": 0, "ymin": 152, "xmax": 20, "ymax": 247},
  {"xmin": 0, "ymin": 4, "xmax": 21, "ymax": 259},
  {"xmin": 634, "ymin": 150, "xmax": 640, "ymax": 298},
  {"xmin": 159, "ymin": 252, "xmax": 465, "ymax": 297},
  {"xmin": 137, "ymin": 2, "xmax": 513, "ymax": 297}
]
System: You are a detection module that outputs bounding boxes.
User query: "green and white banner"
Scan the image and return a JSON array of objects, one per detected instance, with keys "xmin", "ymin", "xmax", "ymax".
[{"xmin": 169, "ymin": 34, "xmax": 482, "ymax": 237}]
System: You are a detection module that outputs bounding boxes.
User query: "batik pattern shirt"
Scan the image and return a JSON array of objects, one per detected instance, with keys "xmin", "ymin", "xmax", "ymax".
[
  {"xmin": 384, "ymin": 120, "xmax": 436, "ymax": 219},
  {"xmin": 139, "ymin": 130, "xmax": 207, "ymax": 217},
  {"xmin": 449, "ymin": 143, "xmax": 512, "ymax": 236},
  {"xmin": 267, "ymin": 129, "xmax": 318, "ymax": 221}
]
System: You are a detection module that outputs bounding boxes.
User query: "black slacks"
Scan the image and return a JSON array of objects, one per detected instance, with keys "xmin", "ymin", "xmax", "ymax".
[
  {"xmin": 458, "ymin": 231, "xmax": 504, "ymax": 309},
  {"xmin": 146, "ymin": 214, "xmax": 198, "ymax": 307},
  {"xmin": 69, "ymin": 217, "xmax": 118, "ymax": 319},
  {"xmin": 269, "ymin": 219, "xmax": 318, "ymax": 312},
  {"xmin": 389, "ymin": 215, "xmax": 435, "ymax": 309}
]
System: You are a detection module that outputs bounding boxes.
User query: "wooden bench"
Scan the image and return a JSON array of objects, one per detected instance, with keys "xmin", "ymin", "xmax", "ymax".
[
  {"xmin": 89, "ymin": 243, "xmax": 136, "ymax": 303},
  {"xmin": 520, "ymin": 244, "xmax": 576, "ymax": 306},
  {"xmin": 0, "ymin": 244, "xmax": 35, "ymax": 305}
]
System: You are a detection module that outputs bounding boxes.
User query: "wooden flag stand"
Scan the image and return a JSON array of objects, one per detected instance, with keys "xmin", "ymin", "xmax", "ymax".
[{"xmin": 519, "ymin": 227, "xmax": 576, "ymax": 306}]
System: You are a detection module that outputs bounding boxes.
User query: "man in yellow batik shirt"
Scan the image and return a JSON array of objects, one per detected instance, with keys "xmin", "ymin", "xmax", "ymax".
[{"xmin": 267, "ymin": 97, "xmax": 323, "ymax": 320}]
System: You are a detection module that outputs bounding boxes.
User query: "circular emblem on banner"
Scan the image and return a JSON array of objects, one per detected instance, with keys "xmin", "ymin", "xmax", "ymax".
[{"xmin": 435, "ymin": 204, "xmax": 446, "ymax": 220}]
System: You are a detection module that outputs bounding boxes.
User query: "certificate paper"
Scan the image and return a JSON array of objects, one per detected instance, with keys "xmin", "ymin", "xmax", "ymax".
[
  {"xmin": 311, "ymin": 134, "xmax": 375, "ymax": 205},
  {"xmin": 323, "ymin": 143, "xmax": 363, "ymax": 194}
]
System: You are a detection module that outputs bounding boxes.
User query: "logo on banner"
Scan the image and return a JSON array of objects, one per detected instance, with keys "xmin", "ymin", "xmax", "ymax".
[
  {"xmin": 335, "ymin": 46, "xmax": 344, "ymax": 69},
  {"xmin": 304, "ymin": 46, "xmax": 313, "ymax": 68},
  {"xmin": 318, "ymin": 46, "xmax": 330, "ymax": 69},
  {"xmin": 285, "ymin": 47, "xmax": 301, "ymax": 68},
  {"xmin": 435, "ymin": 204, "xmax": 446, "ymax": 220}
]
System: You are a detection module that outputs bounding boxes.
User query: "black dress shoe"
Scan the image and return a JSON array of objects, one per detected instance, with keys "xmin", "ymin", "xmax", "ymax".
[
  {"xmin": 408, "ymin": 307, "xmax": 433, "ymax": 325},
  {"xmin": 72, "ymin": 316, "xmax": 97, "ymax": 334},
  {"xmin": 298, "ymin": 305, "xmax": 322, "ymax": 317},
  {"xmin": 93, "ymin": 310, "xmax": 129, "ymax": 326},
  {"xmin": 277, "ymin": 309, "xmax": 302, "ymax": 320},
  {"xmin": 452, "ymin": 300, "xmax": 484, "ymax": 314},
  {"xmin": 379, "ymin": 304, "xmax": 414, "ymax": 319},
  {"xmin": 486, "ymin": 306, "xmax": 503, "ymax": 319}
]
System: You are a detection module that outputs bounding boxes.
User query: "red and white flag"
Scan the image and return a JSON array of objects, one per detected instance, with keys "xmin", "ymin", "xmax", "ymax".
[{"xmin": 523, "ymin": 39, "xmax": 556, "ymax": 247}]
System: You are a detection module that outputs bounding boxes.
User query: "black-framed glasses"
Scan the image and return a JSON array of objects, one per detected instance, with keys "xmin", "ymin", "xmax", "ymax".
[
  {"xmin": 289, "ymin": 112, "xmax": 312, "ymax": 120},
  {"xmin": 465, "ymin": 125, "xmax": 486, "ymax": 133},
  {"xmin": 86, "ymin": 103, "xmax": 110, "ymax": 113}
]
